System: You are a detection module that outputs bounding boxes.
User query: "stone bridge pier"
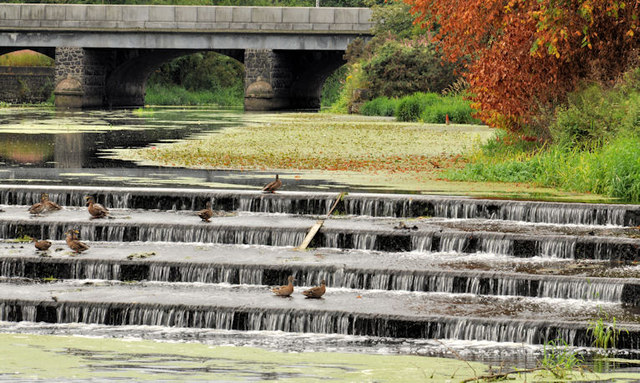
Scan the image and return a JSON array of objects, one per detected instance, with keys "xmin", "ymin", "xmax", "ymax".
[
  {"xmin": 53, "ymin": 47, "xmax": 344, "ymax": 110},
  {"xmin": 244, "ymin": 49, "xmax": 344, "ymax": 110}
]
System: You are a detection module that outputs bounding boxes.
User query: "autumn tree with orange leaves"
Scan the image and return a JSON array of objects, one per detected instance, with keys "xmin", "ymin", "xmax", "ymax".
[{"xmin": 403, "ymin": 0, "xmax": 640, "ymax": 136}]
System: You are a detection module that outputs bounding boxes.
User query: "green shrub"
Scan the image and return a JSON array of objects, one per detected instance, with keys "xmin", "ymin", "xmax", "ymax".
[
  {"xmin": 421, "ymin": 95, "xmax": 480, "ymax": 124},
  {"xmin": 550, "ymin": 84, "xmax": 624, "ymax": 149},
  {"xmin": 395, "ymin": 98, "xmax": 422, "ymax": 122},
  {"xmin": 393, "ymin": 92, "xmax": 479, "ymax": 123},
  {"xmin": 395, "ymin": 93, "xmax": 438, "ymax": 121},
  {"xmin": 360, "ymin": 97, "xmax": 398, "ymax": 117}
]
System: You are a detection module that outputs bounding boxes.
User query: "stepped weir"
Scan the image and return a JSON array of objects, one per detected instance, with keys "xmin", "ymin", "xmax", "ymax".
[{"xmin": 1, "ymin": 185, "xmax": 640, "ymax": 357}]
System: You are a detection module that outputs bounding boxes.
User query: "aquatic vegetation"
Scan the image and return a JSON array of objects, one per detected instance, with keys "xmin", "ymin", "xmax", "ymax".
[
  {"xmin": 588, "ymin": 312, "xmax": 628, "ymax": 352},
  {"xmin": 8, "ymin": 235, "xmax": 33, "ymax": 243},
  {"xmin": 539, "ymin": 339, "xmax": 585, "ymax": 379},
  {"xmin": 126, "ymin": 252, "xmax": 156, "ymax": 260},
  {"xmin": 125, "ymin": 114, "xmax": 491, "ymax": 175}
]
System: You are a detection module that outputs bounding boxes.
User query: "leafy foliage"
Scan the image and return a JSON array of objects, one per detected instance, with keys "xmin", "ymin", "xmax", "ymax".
[
  {"xmin": 551, "ymin": 81, "xmax": 640, "ymax": 149},
  {"xmin": 361, "ymin": 37, "xmax": 457, "ymax": 99},
  {"xmin": 327, "ymin": 1, "xmax": 459, "ymax": 113},
  {"xmin": 404, "ymin": 0, "xmax": 640, "ymax": 133},
  {"xmin": 321, "ymin": 66, "xmax": 348, "ymax": 108},
  {"xmin": 148, "ymin": 52, "xmax": 243, "ymax": 92}
]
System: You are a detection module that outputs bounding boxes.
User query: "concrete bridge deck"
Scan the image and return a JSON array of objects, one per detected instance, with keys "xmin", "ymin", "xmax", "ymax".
[{"xmin": 0, "ymin": 4, "xmax": 372, "ymax": 50}]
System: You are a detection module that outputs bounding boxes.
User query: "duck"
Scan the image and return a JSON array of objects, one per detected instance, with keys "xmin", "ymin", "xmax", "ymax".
[
  {"xmin": 271, "ymin": 275, "xmax": 295, "ymax": 297},
  {"xmin": 32, "ymin": 238, "xmax": 52, "ymax": 251},
  {"xmin": 197, "ymin": 201, "xmax": 213, "ymax": 222},
  {"xmin": 302, "ymin": 279, "xmax": 326, "ymax": 299},
  {"xmin": 28, "ymin": 200, "xmax": 46, "ymax": 215},
  {"xmin": 85, "ymin": 196, "xmax": 109, "ymax": 219},
  {"xmin": 42, "ymin": 193, "xmax": 62, "ymax": 211},
  {"xmin": 65, "ymin": 230, "xmax": 89, "ymax": 254},
  {"xmin": 262, "ymin": 174, "xmax": 282, "ymax": 193}
]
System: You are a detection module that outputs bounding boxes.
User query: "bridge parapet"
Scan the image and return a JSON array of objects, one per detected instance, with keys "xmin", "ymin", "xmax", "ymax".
[{"xmin": 0, "ymin": 4, "xmax": 372, "ymax": 34}]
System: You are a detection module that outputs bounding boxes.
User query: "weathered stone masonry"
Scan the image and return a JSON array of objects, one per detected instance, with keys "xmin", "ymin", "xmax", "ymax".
[{"xmin": 0, "ymin": 66, "xmax": 54, "ymax": 104}]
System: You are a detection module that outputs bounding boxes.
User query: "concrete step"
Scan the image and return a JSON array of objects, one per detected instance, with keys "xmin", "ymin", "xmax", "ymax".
[
  {"xmin": 2, "ymin": 185, "xmax": 639, "ymax": 226},
  {"xmin": 1, "ymin": 206, "xmax": 639, "ymax": 259},
  {"xmin": 1, "ymin": 241, "xmax": 639, "ymax": 304},
  {"xmin": 1, "ymin": 280, "xmax": 639, "ymax": 347}
]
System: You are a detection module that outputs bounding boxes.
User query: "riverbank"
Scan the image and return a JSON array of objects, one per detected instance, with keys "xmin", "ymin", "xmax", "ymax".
[{"xmin": 110, "ymin": 112, "xmax": 614, "ymax": 202}]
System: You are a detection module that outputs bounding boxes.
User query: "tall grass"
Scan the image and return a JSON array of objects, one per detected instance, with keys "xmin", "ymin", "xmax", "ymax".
[
  {"xmin": 450, "ymin": 134, "xmax": 640, "ymax": 202},
  {"xmin": 145, "ymin": 83, "xmax": 243, "ymax": 107},
  {"xmin": 420, "ymin": 95, "xmax": 479, "ymax": 124}
]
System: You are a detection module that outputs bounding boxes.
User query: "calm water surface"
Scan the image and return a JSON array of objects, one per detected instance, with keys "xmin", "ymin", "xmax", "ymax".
[{"xmin": 0, "ymin": 106, "xmax": 346, "ymax": 191}]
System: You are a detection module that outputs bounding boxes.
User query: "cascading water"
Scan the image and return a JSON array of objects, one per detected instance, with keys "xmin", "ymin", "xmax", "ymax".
[{"xmin": 2, "ymin": 185, "xmax": 640, "ymax": 355}]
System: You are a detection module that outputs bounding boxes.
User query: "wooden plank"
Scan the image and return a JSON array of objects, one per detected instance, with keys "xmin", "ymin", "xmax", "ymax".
[{"xmin": 296, "ymin": 192, "xmax": 347, "ymax": 251}]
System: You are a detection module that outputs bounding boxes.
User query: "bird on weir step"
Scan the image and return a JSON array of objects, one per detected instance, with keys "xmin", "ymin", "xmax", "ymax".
[
  {"xmin": 28, "ymin": 193, "xmax": 47, "ymax": 215},
  {"xmin": 262, "ymin": 174, "xmax": 282, "ymax": 193},
  {"xmin": 32, "ymin": 238, "xmax": 52, "ymax": 251},
  {"xmin": 302, "ymin": 279, "xmax": 326, "ymax": 299},
  {"xmin": 85, "ymin": 196, "xmax": 109, "ymax": 219},
  {"xmin": 65, "ymin": 230, "xmax": 89, "ymax": 254},
  {"xmin": 197, "ymin": 201, "xmax": 214, "ymax": 222},
  {"xmin": 271, "ymin": 275, "xmax": 295, "ymax": 297},
  {"xmin": 28, "ymin": 200, "xmax": 45, "ymax": 215},
  {"xmin": 42, "ymin": 193, "xmax": 62, "ymax": 211}
]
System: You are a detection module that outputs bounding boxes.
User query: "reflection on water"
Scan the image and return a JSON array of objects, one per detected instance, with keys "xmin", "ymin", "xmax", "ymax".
[{"xmin": 0, "ymin": 107, "xmax": 242, "ymax": 168}]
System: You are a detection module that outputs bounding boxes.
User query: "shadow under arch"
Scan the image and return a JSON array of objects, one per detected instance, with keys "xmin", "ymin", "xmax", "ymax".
[{"xmin": 104, "ymin": 49, "xmax": 245, "ymax": 108}]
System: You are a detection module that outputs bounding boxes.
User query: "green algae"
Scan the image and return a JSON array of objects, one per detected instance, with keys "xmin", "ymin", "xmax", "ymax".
[
  {"xmin": 2, "ymin": 333, "xmax": 640, "ymax": 382},
  {"xmin": 0, "ymin": 333, "xmax": 484, "ymax": 382}
]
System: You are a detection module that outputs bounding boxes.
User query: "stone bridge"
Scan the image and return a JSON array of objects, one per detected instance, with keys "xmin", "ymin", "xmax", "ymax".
[{"xmin": 0, "ymin": 4, "xmax": 372, "ymax": 110}]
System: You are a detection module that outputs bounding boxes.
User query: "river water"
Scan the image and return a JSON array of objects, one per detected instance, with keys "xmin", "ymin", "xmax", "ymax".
[
  {"xmin": 2, "ymin": 106, "xmax": 639, "ymax": 381},
  {"xmin": 0, "ymin": 106, "xmax": 347, "ymax": 191}
]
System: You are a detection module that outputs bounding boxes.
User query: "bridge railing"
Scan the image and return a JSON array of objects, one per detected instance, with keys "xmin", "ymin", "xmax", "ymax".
[{"xmin": 0, "ymin": 4, "xmax": 372, "ymax": 34}]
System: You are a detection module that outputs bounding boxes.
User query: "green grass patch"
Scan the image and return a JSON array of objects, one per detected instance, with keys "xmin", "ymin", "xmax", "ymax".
[
  {"xmin": 0, "ymin": 50, "xmax": 53, "ymax": 67},
  {"xmin": 450, "ymin": 134, "xmax": 640, "ymax": 202},
  {"xmin": 145, "ymin": 83, "xmax": 243, "ymax": 107}
]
